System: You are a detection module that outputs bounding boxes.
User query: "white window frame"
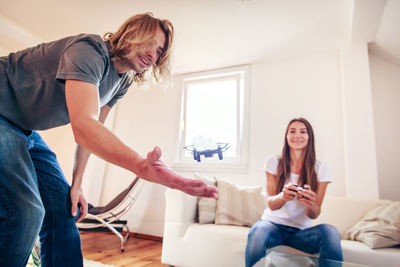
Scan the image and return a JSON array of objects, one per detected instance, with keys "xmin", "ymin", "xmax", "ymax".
[{"xmin": 173, "ymin": 65, "xmax": 250, "ymax": 173}]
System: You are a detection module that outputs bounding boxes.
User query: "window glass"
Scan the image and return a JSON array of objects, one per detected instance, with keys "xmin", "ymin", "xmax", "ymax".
[
  {"xmin": 184, "ymin": 78, "xmax": 238, "ymax": 158},
  {"xmin": 175, "ymin": 65, "xmax": 249, "ymax": 171}
]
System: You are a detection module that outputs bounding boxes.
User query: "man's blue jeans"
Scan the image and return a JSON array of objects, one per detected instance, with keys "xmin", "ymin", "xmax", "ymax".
[
  {"xmin": 0, "ymin": 116, "xmax": 83, "ymax": 267},
  {"xmin": 245, "ymin": 220, "xmax": 343, "ymax": 267}
]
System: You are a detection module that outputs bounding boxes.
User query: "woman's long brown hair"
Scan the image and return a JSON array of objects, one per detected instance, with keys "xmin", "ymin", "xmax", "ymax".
[{"xmin": 275, "ymin": 118, "xmax": 318, "ymax": 194}]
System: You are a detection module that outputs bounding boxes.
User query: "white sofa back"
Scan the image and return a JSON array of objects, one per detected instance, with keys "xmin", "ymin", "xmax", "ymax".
[{"xmin": 314, "ymin": 196, "xmax": 392, "ymax": 235}]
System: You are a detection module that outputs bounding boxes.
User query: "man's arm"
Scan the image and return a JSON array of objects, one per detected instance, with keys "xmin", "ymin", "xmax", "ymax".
[
  {"xmin": 65, "ymin": 79, "xmax": 217, "ymax": 198},
  {"xmin": 70, "ymin": 105, "xmax": 112, "ymax": 222}
]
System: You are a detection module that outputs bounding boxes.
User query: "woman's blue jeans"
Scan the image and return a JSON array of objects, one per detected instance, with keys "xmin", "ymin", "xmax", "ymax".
[
  {"xmin": 0, "ymin": 116, "xmax": 83, "ymax": 267},
  {"xmin": 245, "ymin": 220, "xmax": 343, "ymax": 267}
]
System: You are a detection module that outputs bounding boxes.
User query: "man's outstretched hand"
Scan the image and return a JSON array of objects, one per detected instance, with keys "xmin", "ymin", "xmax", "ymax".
[{"xmin": 139, "ymin": 146, "xmax": 218, "ymax": 198}]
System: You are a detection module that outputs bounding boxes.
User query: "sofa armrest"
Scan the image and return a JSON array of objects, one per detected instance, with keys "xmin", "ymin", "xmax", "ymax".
[
  {"xmin": 162, "ymin": 189, "xmax": 199, "ymax": 265},
  {"xmin": 165, "ymin": 188, "xmax": 198, "ymax": 224}
]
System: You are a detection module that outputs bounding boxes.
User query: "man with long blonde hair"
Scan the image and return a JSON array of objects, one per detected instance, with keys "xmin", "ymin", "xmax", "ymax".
[{"xmin": 0, "ymin": 13, "xmax": 217, "ymax": 266}]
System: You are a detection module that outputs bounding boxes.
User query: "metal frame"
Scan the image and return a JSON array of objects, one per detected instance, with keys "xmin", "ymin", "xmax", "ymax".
[{"xmin": 77, "ymin": 177, "xmax": 144, "ymax": 252}]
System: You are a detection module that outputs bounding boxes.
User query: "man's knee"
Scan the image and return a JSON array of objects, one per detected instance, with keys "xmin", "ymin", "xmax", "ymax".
[{"xmin": 13, "ymin": 200, "xmax": 45, "ymax": 231}]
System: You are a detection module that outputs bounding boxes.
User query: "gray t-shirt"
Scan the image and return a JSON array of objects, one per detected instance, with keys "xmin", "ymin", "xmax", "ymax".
[{"xmin": 0, "ymin": 34, "xmax": 132, "ymax": 130}]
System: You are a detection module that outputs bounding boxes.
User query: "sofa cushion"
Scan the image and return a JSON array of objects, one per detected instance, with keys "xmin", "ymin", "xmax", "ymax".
[
  {"xmin": 215, "ymin": 177, "xmax": 265, "ymax": 227},
  {"xmin": 269, "ymin": 240, "xmax": 400, "ymax": 267},
  {"xmin": 344, "ymin": 201, "xmax": 400, "ymax": 248},
  {"xmin": 341, "ymin": 240, "xmax": 400, "ymax": 267},
  {"xmin": 184, "ymin": 223, "xmax": 249, "ymax": 267},
  {"xmin": 195, "ymin": 172, "xmax": 217, "ymax": 224}
]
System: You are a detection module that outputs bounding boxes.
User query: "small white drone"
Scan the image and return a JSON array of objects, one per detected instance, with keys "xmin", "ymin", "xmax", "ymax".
[{"xmin": 184, "ymin": 142, "xmax": 230, "ymax": 162}]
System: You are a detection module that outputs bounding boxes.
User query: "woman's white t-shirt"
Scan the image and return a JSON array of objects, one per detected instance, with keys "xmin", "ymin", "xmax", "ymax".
[{"xmin": 261, "ymin": 155, "xmax": 332, "ymax": 229}]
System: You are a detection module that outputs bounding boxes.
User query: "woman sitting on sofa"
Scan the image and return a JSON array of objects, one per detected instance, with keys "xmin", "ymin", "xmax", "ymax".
[{"xmin": 245, "ymin": 117, "xmax": 343, "ymax": 267}]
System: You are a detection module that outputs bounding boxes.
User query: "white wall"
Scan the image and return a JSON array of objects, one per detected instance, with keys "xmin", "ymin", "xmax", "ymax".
[
  {"xmin": 340, "ymin": 43, "xmax": 380, "ymax": 199},
  {"xmin": 369, "ymin": 52, "xmax": 400, "ymax": 201},
  {"xmin": 247, "ymin": 50, "xmax": 346, "ymax": 196}
]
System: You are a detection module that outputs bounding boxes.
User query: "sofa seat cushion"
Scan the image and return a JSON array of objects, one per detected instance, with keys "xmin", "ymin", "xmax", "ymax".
[
  {"xmin": 341, "ymin": 240, "xmax": 400, "ymax": 267},
  {"xmin": 183, "ymin": 223, "xmax": 249, "ymax": 267},
  {"xmin": 261, "ymin": 241, "xmax": 400, "ymax": 267},
  {"xmin": 182, "ymin": 225, "xmax": 400, "ymax": 267}
]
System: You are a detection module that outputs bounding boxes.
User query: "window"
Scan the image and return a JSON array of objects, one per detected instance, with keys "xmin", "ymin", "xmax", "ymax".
[{"xmin": 174, "ymin": 65, "xmax": 249, "ymax": 172}]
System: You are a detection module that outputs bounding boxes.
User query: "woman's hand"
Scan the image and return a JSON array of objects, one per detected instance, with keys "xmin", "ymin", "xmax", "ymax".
[
  {"xmin": 281, "ymin": 183, "xmax": 298, "ymax": 201},
  {"xmin": 297, "ymin": 184, "xmax": 317, "ymax": 207},
  {"xmin": 297, "ymin": 184, "xmax": 320, "ymax": 218}
]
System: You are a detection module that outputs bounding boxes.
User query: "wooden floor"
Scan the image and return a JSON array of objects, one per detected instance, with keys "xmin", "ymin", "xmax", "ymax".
[{"xmin": 81, "ymin": 231, "xmax": 168, "ymax": 267}]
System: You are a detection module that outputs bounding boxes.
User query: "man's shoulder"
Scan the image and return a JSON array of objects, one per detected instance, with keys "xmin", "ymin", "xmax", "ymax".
[
  {"xmin": 58, "ymin": 34, "xmax": 110, "ymax": 65},
  {"xmin": 63, "ymin": 34, "xmax": 107, "ymax": 53}
]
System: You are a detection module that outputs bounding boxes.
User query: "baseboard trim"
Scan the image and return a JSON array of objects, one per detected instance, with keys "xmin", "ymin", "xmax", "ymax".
[
  {"xmin": 80, "ymin": 228, "xmax": 163, "ymax": 242},
  {"xmin": 128, "ymin": 232, "xmax": 163, "ymax": 242}
]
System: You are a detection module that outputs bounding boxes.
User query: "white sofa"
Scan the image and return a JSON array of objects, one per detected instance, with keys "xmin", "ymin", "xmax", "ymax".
[{"xmin": 161, "ymin": 189, "xmax": 400, "ymax": 267}]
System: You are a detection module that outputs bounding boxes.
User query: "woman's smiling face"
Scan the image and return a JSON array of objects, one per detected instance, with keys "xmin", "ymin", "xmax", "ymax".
[{"xmin": 286, "ymin": 121, "xmax": 309, "ymax": 151}]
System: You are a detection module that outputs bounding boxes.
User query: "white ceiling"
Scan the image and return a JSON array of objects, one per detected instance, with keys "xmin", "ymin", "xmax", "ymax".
[{"xmin": 1, "ymin": 0, "xmax": 399, "ymax": 73}]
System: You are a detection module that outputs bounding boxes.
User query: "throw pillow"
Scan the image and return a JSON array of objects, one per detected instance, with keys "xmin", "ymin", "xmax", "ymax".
[
  {"xmin": 215, "ymin": 177, "xmax": 265, "ymax": 227},
  {"xmin": 194, "ymin": 172, "xmax": 217, "ymax": 224},
  {"xmin": 344, "ymin": 201, "xmax": 400, "ymax": 248}
]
